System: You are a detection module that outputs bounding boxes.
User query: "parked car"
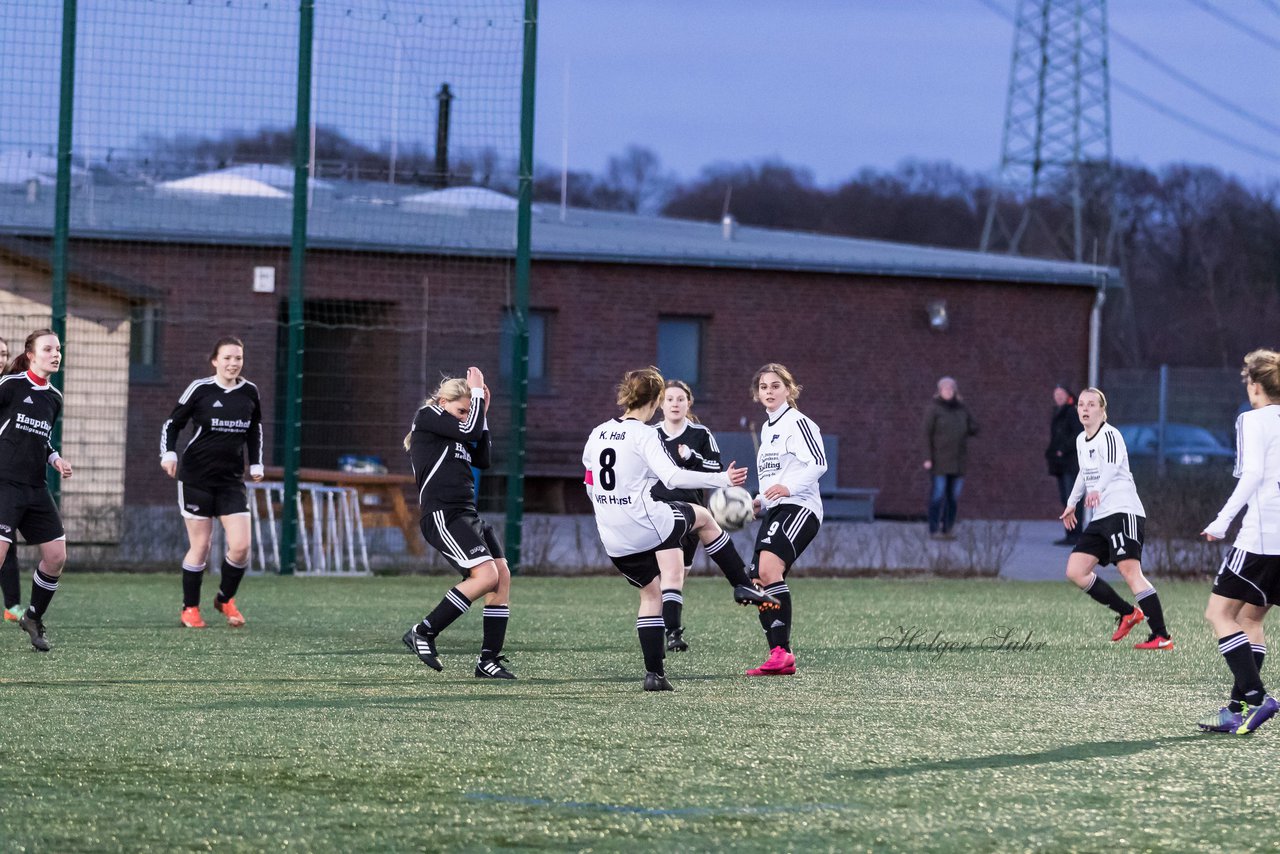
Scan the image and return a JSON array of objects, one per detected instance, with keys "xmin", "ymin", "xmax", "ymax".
[{"xmin": 1114, "ymin": 422, "xmax": 1236, "ymax": 468}]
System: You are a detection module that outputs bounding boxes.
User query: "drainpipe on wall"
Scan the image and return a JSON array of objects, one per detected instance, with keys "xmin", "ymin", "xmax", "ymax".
[{"xmin": 1088, "ymin": 272, "xmax": 1107, "ymax": 389}]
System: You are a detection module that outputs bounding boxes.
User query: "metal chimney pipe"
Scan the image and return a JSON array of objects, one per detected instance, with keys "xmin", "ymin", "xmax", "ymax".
[{"xmin": 435, "ymin": 83, "xmax": 453, "ymax": 189}]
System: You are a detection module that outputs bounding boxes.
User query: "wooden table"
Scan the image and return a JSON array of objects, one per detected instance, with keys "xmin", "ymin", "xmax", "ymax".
[{"xmin": 263, "ymin": 467, "xmax": 422, "ymax": 555}]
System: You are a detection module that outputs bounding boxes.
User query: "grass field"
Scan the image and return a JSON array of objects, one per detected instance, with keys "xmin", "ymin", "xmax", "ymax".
[{"xmin": 1, "ymin": 574, "xmax": 1277, "ymax": 852}]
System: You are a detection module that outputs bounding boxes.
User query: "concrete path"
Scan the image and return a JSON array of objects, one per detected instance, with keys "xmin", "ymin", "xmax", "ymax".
[{"xmin": 514, "ymin": 515, "xmax": 1078, "ymax": 581}]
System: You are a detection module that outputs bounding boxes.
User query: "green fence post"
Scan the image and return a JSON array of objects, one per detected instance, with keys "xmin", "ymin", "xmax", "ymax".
[
  {"xmin": 280, "ymin": 0, "xmax": 315, "ymax": 575},
  {"xmin": 49, "ymin": 0, "xmax": 78, "ymax": 506},
  {"xmin": 503, "ymin": 0, "xmax": 538, "ymax": 570}
]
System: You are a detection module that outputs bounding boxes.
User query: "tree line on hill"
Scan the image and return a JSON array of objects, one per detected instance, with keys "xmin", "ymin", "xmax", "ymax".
[{"xmin": 139, "ymin": 128, "xmax": 1280, "ymax": 371}]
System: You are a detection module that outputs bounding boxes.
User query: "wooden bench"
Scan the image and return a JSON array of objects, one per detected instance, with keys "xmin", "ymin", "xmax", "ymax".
[
  {"xmin": 714, "ymin": 432, "xmax": 878, "ymax": 522},
  {"xmin": 263, "ymin": 466, "xmax": 422, "ymax": 555}
]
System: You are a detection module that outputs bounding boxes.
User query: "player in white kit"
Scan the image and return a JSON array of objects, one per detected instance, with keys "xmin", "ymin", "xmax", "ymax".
[
  {"xmin": 1198, "ymin": 349, "xmax": 1280, "ymax": 735},
  {"xmin": 746, "ymin": 363, "xmax": 827, "ymax": 677},
  {"xmin": 1060, "ymin": 388, "xmax": 1173, "ymax": 649},
  {"xmin": 583, "ymin": 367, "xmax": 777, "ymax": 691}
]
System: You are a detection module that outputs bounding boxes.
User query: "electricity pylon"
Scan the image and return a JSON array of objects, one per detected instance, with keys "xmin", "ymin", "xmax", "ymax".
[{"xmin": 980, "ymin": 0, "xmax": 1114, "ymax": 262}]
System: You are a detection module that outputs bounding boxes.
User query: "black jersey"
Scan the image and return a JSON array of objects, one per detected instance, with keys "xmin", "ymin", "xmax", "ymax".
[
  {"xmin": 0, "ymin": 372, "xmax": 63, "ymax": 487},
  {"xmin": 650, "ymin": 420, "xmax": 721, "ymax": 506},
  {"xmin": 161, "ymin": 377, "xmax": 264, "ymax": 487},
  {"xmin": 408, "ymin": 390, "xmax": 490, "ymax": 514}
]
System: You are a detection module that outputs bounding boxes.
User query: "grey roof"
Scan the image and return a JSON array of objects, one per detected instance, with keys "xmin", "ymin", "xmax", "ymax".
[{"xmin": 0, "ymin": 179, "xmax": 1118, "ymax": 288}]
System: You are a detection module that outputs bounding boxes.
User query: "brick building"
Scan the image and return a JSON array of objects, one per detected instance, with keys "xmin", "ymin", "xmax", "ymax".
[{"xmin": 0, "ymin": 175, "xmax": 1116, "ymax": 532}]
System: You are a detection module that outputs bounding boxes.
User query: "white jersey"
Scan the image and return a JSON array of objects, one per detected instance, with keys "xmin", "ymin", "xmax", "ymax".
[
  {"xmin": 756, "ymin": 404, "xmax": 827, "ymax": 522},
  {"xmin": 583, "ymin": 417, "xmax": 732, "ymax": 557},
  {"xmin": 1205, "ymin": 405, "xmax": 1280, "ymax": 554},
  {"xmin": 1068, "ymin": 421, "xmax": 1145, "ymax": 519}
]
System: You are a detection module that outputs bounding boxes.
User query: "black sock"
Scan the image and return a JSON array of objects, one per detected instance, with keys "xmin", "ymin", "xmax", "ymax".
[
  {"xmin": 637, "ymin": 616, "xmax": 666, "ymax": 674},
  {"xmin": 481, "ymin": 605, "xmax": 509, "ymax": 658},
  {"xmin": 704, "ymin": 532, "xmax": 751, "ymax": 587},
  {"xmin": 216, "ymin": 556, "xmax": 247, "ymax": 603},
  {"xmin": 1221, "ymin": 632, "xmax": 1266, "ymax": 705},
  {"xmin": 28, "ymin": 566, "xmax": 59, "ymax": 619},
  {"xmin": 417, "ymin": 586, "xmax": 471, "ymax": 638},
  {"xmin": 182, "ymin": 562, "xmax": 205, "ymax": 608},
  {"xmin": 1083, "ymin": 575, "xmax": 1132, "ymax": 616},
  {"xmin": 757, "ymin": 582, "xmax": 791, "ymax": 651},
  {"xmin": 0, "ymin": 547, "xmax": 20, "ymax": 609},
  {"xmin": 1233, "ymin": 644, "xmax": 1269, "ymax": 711},
  {"xmin": 661, "ymin": 589, "xmax": 684, "ymax": 634},
  {"xmin": 1135, "ymin": 587, "xmax": 1168, "ymax": 637}
]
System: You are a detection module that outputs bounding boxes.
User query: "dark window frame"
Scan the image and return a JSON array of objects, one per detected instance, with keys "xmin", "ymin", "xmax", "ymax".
[{"xmin": 657, "ymin": 314, "xmax": 706, "ymax": 397}]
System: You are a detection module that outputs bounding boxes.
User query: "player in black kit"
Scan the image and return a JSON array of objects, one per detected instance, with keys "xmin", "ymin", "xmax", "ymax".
[
  {"xmin": 0, "ymin": 336, "xmax": 23, "ymax": 624},
  {"xmin": 0, "ymin": 330, "xmax": 75, "ymax": 652},
  {"xmin": 160, "ymin": 337, "xmax": 264, "ymax": 628},
  {"xmin": 650, "ymin": 379, "xmax": 722, "ymax": 652},
  {"xmin": 402, "ymin": 367, "xmax": 516, "ymax": 679}
]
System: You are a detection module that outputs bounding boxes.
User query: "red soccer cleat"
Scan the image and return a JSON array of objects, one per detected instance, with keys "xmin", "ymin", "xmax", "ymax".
[
  {"xmin": 1111, "ymin": 606, "xmax": 1145, "ymax": 642},
  {"xmin": 746, "ymin": 646, "xmax": 797, "ymax": 676},
  {"xmin": 214, "ymin": 598, "xmax": 246, "ymax": 628},
  {"xmin": 180, "ymin": 606, "xmax": 206, "ymax": 628},
  {"xmin": 1133, "ymin": 635, "xmax": 1174, "ymax": 650}
]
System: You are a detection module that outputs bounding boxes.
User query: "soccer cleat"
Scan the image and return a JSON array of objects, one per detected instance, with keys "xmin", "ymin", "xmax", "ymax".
[
  {"xmin": 18, "ymin": 613, "xmax": 50, "ymax": 652},
  {"xmin": 1237, "ymin": 695, "xmax": 1280, "ymax": 735},
  {"xmin": 180, "ymin": 606, "xmax": 206, "ymax": 628},
  {"xmin": 746, "ymin": 646, "xmax": 797, "ymax": 676},
  {"xmin": 402, "ymin": 627, "xmax": 443, "ymax": 671},
  {"xmin": 475, "ymin": 655, "xmax": 517, "ymax": 679},
  {"xmin": 643, "ymin": 671, "xmax": 674, "ymax": 692},
  {"xmin": 1197, "ymin": 706, "xmax": 1242, "ymax": 734},
  {"xmin": 734, "ymin": 584, "xmax": 780, "ymax": 608},
  {"xmin": 214, "ymin": 597, "xmax": 246, "ymax": 628},
  {"xmin": 666, "ymin": 629, "xmax": 689, "ymax": 652},
  {"xmin": 4, "ymin": 604, "xmax": 22, "ymax": 623},
  {"xmin": 1134, "ymin": 634, "xmax": 1173, "ymax": 650},
  {"xmin": 1111, "ymin": 606, "xmax": 1145, "ymax": 641}
]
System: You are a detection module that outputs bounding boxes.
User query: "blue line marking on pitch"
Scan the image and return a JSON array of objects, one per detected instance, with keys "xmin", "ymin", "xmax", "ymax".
[{"xmin": 465, "ymin": 792, "xmax": 859, "ymax": 817}]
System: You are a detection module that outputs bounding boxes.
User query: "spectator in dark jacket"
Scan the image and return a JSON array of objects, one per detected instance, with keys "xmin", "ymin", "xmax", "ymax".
[
  {"xmin": 922, "ymin": 377, "xmax": 978, "ymax": 538},
  {"xmin": 1046, "ymin": 384, "xmax": 1084, "ymax": 545}
]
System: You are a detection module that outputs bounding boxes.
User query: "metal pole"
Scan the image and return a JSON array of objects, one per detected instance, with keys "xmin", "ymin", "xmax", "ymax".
[
  {"xmin": 1156, "ymin": 363, "xmax": 1168, "ymax": 478},
  {"xmin": 280, "ymin": 0, "xmax": 315, "ymax": 575},
  {"xmin": 503, "ymin": 0, "xmax": 538, "ymax": 571},
  {"xmin": 49, "ymin": 0, "xmax": 77, "ymax": 506}
]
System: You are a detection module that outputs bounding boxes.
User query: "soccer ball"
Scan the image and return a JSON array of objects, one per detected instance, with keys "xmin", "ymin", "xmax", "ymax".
[{"xmin": 709, "ymin": 486, "xmax": 755, "ymax": 532}]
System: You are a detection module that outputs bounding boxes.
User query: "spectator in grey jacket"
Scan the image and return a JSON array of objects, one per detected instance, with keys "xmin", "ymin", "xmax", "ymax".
[{"xmin": 923, "ymin": 377, "xmax": 979, "ymax": 538}]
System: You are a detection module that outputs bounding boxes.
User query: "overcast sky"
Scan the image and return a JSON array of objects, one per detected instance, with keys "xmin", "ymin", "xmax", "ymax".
[
  {"xmin": 2, "ymin": 0, "xmax": 1276, "ymax": 189},
  {"xmin": 535, "ymin": 0, "xmax": 1280, "ymax": 186}
]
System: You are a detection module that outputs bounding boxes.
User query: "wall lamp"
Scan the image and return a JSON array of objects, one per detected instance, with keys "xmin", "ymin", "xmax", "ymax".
[{"xmin": 926, "ymin": 299, "xmax": 949, "ymax": 332}]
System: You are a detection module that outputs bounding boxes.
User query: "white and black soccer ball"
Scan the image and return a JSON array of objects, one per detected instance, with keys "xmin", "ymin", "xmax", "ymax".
[{"xmin": 709, "ymin": 486, "xmax": 754, "ymax": 532}]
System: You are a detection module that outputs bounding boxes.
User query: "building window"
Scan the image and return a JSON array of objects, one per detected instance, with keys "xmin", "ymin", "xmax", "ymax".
[
  {"xmin": 657, "ymin": 316, "xmax": 703, "ymax": 392},
  {"xmin": 129, "ymin": 303, "xmax": 162, "ymax": 381},
  {"xmin": 500, "ymin": 308, "xmax": 550, "ymax": 392}
]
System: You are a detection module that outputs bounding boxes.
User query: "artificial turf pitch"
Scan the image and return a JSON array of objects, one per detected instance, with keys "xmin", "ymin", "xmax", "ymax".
[{"xmin": 1, "ymin": 574, "xmax": 1277, "ymax": 852}]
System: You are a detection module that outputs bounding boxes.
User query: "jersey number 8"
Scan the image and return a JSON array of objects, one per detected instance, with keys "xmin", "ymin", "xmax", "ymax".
[{"xmin": 598, "ymin": 449, "xmax": 616, "ymax": 491}]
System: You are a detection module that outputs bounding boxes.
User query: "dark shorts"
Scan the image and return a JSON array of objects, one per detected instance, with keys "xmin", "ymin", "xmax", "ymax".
[
  {"xmin": 752, "ymin": 503, "xmax": 821, "ymax": 574},
  {"xmin": 1072, "ymin": 513, "xmax": 1144, "ymax": 566},
  {"xmin": 178, "ymin": 481, "xmax": 249, "ymax": 520},
  {"xmin": 421, "ymin": 506, "xmax": 504, "ymax": 577},
  {"xmin": 0, "ymin": 482, "xmax": 64, "ymax": 545},
  {"xmin": 1212, "ymin": 548, "xmax": 1280, "ymax": 607},
  {"xmin": 610, "ymin": 502, "xmax": 694, "ymax": 588}
]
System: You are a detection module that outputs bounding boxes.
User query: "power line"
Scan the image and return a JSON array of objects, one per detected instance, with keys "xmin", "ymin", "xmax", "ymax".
[
  {"xmin": 1109, "ymin": 29, "xmax": 1280, "ymax": 140},
  {"xmin": 1184, "ymin": 0, "xmax": 1280, "ymax": 53},
  {"xmin": 1112, "ymin": 78, "xmax": 1280, "ymax": 164}
]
